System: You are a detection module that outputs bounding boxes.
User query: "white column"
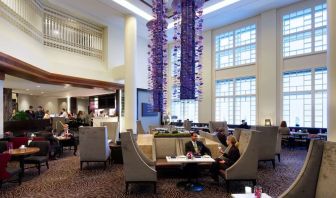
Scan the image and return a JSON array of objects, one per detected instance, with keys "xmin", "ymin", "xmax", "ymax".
[
  {"xmin": 258, "ymin": 9, "xmax": 277, "ymax": 125},
  {"xmin": 327, "ymin": 0, "xmax": 336, "ymax": 141},
  {"xmin": 0, "ymin": 79, "xmax": 3, "ymax": 138},
  {"xmin": 199, "ymin": 30, "xmax": 212, "ymax": 122},
  {"xmin": 124, "ymin": 16, "xmax": 137, "ymax": 133}
]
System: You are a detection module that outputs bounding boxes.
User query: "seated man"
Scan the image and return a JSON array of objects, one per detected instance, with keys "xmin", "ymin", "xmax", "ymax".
[
  {"xmin": 184, "ymin": 132, "xmax": 211, "ymax": 181},
  {"xmin": 210, "ymin": 135, "xmax": 240, "ymax": 182},
  {"xmin": 185, "ymin": 132, "xmax": 211, "ymax": 156}
]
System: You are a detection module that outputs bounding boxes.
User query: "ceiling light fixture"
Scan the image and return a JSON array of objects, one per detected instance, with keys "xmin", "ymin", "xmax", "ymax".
[
  {"xmin": 112, "ymin": 0, "xmax": 154, "ymax": 21},
  {"xmin": 26, "ymin": 89, "xmax": 30, "ymax": 91},
  {"xmin": 36, "ymin": 85, "xmax": 41, "ymax": 88},
  {"xmin": 167, "ymin": 0, "xmax": 240, "ymax": 29}
]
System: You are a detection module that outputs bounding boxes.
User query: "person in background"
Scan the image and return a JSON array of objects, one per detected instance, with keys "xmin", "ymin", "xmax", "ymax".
[
  {"xmin": 77, "ymin": 111, "xmax": 84, "ymax": 124},
  {"xmin": 279, "ymin": 121, "xmax": 290, "ymax": 134},
  {"xmin": 216, "ymin": 127, "xmax": 228, "ymax": 147},
  {"xmin": 35, "ymin": 106, "xmax": 45, "ymax": 119},
  {"xmin": 239, "ymin": 120, "xmax": 249, "ymax": 129},
  {"xmin": 210, "ymin": 135, "xmax": 240, "ymax": 182},
  {"xmin": 60, "ymin": 108, "xmax": 68, "ymax": 119},
  {"xmin": 59, "ymin": 124, "xmax": 77, "ymax": 155},
  {"xmin": 25, "ymin": 105, "xmax": 35, "ymax": 120},
  {"xmin": 43, "ymin": 110, "xmax": 51, "ymax": 119}
]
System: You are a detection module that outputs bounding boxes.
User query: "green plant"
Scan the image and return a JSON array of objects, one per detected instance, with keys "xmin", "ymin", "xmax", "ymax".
[{"xmin": 13, "ymin": 111, "xmax": 29, "ymax": 121}]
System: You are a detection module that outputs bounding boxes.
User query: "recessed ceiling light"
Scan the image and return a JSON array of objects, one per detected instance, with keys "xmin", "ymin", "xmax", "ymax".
[
  {"xmin": 41, "ymin": 92, "xmax": 44, "ymax": 94},
  {"xmin": 26, "ymin": 89, "xmax": 30, "ymax": 91},
  {"xmin": 30, "ymin": 94, "xmax": 33, "ymax": 95},
  {"xmin": 36, "ymin": 85, "xmax": 41, "ymax": 88},
  {"xmin": 112, "ymin": 0, "xmax": 154, "ymax": 21}
]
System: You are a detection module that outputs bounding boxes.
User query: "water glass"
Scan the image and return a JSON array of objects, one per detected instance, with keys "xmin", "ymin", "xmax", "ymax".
[{"xmin": 245, "ymin": 186, "xmax": 252, "ymax": 193}]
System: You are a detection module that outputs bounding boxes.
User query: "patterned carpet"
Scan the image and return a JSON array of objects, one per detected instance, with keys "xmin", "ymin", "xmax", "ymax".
[{"xmin": 0, "ymin": 148, "xmax": 307, "ymax": 198}]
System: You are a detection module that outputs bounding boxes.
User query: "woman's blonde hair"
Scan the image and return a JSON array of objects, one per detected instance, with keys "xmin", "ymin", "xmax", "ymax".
[{"xmin": 227, "ymin": 135, "xmax": 238, "ymax": 146}]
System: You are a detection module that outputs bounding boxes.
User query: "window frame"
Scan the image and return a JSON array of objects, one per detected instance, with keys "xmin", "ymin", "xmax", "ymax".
[{"xmin": 281, "ymin": 2, "xmax": 327, "ymax": 58}]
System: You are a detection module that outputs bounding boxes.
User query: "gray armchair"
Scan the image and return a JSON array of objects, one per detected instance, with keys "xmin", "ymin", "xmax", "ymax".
[
  {"xmin": 219, "ymin": 130, "xmax": 259, "ymax": 192},
  {"xmin": 255, "ymin": 126, "xmax": 278, "ymax": 168},
  {"xmin": 136, "ymin": 120, "xmax": 146, "ymax": 134},
  {"xmin": 101, "ymin": 122, "xmax": 119, "ymax": 143},
  {"xmin": 280, "ymin": 140, "xmax": 336, "ymax": 198},
  {"xmin": 79, "ymin": 127, "xmax": 111, "ymax": 170},
  {"xmin": 183, "ymin": 120, "xmax": 192, "ymax": 131},
  {"xmin": 121, "ymin": 131, "xmax": 157, "ymax": 193}
]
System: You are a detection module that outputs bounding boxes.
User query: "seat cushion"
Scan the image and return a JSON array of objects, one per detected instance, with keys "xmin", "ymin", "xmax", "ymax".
[{"xmin": 24, "ymin": 156, "xmax": 48, "ymax": 163}]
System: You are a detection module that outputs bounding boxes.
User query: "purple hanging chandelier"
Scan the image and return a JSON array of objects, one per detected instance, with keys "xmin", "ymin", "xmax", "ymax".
[
  {"xmin": 147, "ymin": 0, "xmax": 168, "ymax": 113},
  {"xmin": 148, "ymin": 0, "xmax": 204, "ymax": 112},
  {"xmin": 172, "ymin": 0, "xmax": 204, "ymax": 100}
]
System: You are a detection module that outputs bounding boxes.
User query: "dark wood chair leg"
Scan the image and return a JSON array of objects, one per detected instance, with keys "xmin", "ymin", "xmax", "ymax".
[
  {"xmin": 271, "ymin": 159, "xmax": 275, "ymax": 169},
  {"xmin": 80, "ymin": 162, "xmax": 83, "ymax": 170},
  {"xmin": 104, "ymin": 161, "xmax": 107, "ymax": 169},
  {"xmin": 277, "ymin": 154, "xmax": 281, "ymax": 162},
  {"xmin": 46, "ymin": 161, "xmax": 49, "ymax": 169},
  {"xmin": 38, "ymin": 163, "xmax": 41, "ymax": 175},
  {"xmin": 153, "ymin": 182, "xmax": 157, "ymax": 194},
  {"xmin": 0, "ymin": 180, "xmax": 2, "ymax": 189},
  {"xmin": 126, "ymin": 182, "xmax": 129, "ymax": 194},
  {"xmin": 18, "ymin": 173, "xmax": 22, "ymax": 185}
]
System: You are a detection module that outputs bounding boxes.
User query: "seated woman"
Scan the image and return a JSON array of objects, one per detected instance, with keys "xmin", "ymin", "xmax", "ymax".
[
  {"xmin": 210, "ymin": 135, "xmax": 240, "ymax": 182},
  {"xmin": 279, "ymin": 121, "xmax": 290, "ymax": 136}
]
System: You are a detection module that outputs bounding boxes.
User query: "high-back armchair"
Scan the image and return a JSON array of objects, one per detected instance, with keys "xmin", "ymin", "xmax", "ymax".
[
  {"xmin": 136, "ymin": 120, "xmax": 146, "ymax": 134},
  {"xmin": 280, "ymin": 140, "xmax": 336, "ymax": 198},
  {"xmin": 79, "ymin": 127, "xmax": 111, "ymax": 170},
  {"xmin": 255, "ymin": 126, "xmax": 278, "ymax": 168},
  {"xmin": 121, "ymin": 131, "xmax": 157, "ymax": 193},
  {"xmin": 183, "ymin": 120, "xmax": 192, "ymax": 131},
  {"xmin": 0, "ymin": 153, "xmax": 22, "ymax": 188},
  {"xmin": 101, "ymin": 122, "xmax": 119, "ymax": 143},
  {"xmin": 219, "ymin": 130, "xmax": 259, "ymax": 192}
]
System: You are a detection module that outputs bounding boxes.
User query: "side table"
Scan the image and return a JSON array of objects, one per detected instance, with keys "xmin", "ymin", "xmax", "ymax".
[{"xmin": 109, "ymin": 143, "xmax": 123, "ymax": 164}]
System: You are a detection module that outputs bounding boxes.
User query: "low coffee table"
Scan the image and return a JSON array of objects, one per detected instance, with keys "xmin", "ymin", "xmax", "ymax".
[{"xmin": 166, "ymin": 155, "xmax": 215, "ymax": 192}]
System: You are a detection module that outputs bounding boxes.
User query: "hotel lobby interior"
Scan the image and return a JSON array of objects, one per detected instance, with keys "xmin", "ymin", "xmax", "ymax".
[{"xmin": 0, "ymin": 0, "xmax": 336, "ymax": 197}]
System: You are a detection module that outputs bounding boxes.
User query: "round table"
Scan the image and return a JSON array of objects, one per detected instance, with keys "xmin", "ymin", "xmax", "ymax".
[{"xmin": 4, "ymin": 147, "xmax": 40, "ymax": 175}]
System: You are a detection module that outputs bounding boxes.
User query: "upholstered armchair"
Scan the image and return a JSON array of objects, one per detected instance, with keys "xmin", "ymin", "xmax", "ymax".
[
  {"xmin": 209, "ymin": 121, "xmax": 229, "ymax": 135},
  {"xmin": 120, "ymin": 131, "xmax": 157, "ymax": 193},
  {"xmin": 23, "ymin": 141, "xmax": 50, "ymax": 175},
  {"xmin": 101, "ymin": 122, "xmax": 119, "ymax": 143},
  {"xmin": 275, "ymin": 131, "xmax": 282, "ymax": 162},
  {"xmin": 0, "ymin": 141, "xmax": 8, "ymax": 153},
  {"xmin": 0, "ymin": 153, "xmax": 22, "ymax": 188},
  {"xmin": 255, "ymin": 126, "xmax": 278, "ymax": 168},
  {"xmin": 219, "ymin": 130, "xmax": 259, "ymax": 192},
  {"xmin": 183, "ymin": 120, "xmax": 192, "ymax": 131},
  {"xmin": 79, "ymin": 127, "xmax": 111, "ymax": 170},
  {"xmin": 280, "ymin": 140, "xmax": 336, "ymax": 198},
  {"xmin": 136, "ymin": 120, "xmax": 146, "ymax": 134}
]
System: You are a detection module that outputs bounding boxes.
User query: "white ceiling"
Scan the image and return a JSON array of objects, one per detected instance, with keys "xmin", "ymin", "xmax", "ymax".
[
  {"xmin": 4, "ymin": 75, "xmax": 114, "ymax": 98},
  {"xmin": 46, "ymin": 0, "xmax": 302, "ymax": 39}
]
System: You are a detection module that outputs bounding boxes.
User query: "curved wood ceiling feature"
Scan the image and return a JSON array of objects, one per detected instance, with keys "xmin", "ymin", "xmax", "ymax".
[{"xmin": 0, "ymin": 52, "xmax": 123, "ymax": 90}]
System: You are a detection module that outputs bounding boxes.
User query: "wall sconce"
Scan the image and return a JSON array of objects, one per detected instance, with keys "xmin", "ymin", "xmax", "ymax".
[{"xmin": 265, "ymin": 119, "xmax": 272, "ymax": 126}]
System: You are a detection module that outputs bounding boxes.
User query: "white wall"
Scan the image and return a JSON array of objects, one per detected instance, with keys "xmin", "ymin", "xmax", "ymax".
[
  {"xmin": 135, "ymin": 36, "xmax": 149, "ymax": 89},
  {"xmin": 17, "ymin": 94, "xmax": 59, "ymax": 114}
]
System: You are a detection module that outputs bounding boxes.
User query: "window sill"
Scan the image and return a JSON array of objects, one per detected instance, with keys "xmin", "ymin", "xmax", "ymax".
[
  {"xmin": 283, "ymin": 51, "xmax": 326, "ymax": 60},
  {"xmin": 215, "ymin": 63, "xmax": 255, "ymax": 71}
]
